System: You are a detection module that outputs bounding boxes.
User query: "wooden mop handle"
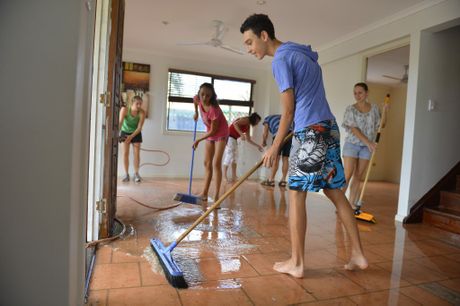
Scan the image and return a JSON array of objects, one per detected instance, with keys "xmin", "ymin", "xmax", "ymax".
[
  {"xmin": 176, "ymin": 133, "xmax": 293, "ymax": 244},
  {"xmin": 357, "ymin": 94, "xmax": 390, "ymax": 204}
]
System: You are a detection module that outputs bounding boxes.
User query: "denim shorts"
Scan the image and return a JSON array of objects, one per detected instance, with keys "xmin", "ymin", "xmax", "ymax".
[{"xmin": 342, "ymin": 142, "xmax": 371, "ymax": 160}]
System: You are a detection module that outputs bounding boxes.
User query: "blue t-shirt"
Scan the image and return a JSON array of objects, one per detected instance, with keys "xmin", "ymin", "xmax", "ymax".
[
  {"xmin": 263, "ymin": 114, "xmax": 292, "ymax": 135},
  {"xmin": 272, "ymin": 42, "xmax": 335, "ymax": 132},
  {"xmin": 263, "ymin": 114, "xmax": 281, "ymax": 135}
]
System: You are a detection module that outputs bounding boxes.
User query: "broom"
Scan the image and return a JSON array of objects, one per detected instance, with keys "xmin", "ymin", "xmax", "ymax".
[
  {"xmin": 173, "ymin": 120, "xmax": 202, "ymax": 205},
  {"xmin": 152, "ymin": 134, "xmax": 293, "ymax": 288},
  {"xmin": 354, "ymin": 94, "xmax": 390, "ymax": 223}
]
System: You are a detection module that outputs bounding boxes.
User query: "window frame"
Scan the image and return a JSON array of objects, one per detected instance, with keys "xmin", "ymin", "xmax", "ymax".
[{"xmin": 166, "ymin": 68, "xmax": 256, "ymax": 132}]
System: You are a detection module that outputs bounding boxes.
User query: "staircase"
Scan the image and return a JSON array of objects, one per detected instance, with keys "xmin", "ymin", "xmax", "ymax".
[{"xmin": 423, "ymin": 175, "xmax": 460, "ymax": 234}]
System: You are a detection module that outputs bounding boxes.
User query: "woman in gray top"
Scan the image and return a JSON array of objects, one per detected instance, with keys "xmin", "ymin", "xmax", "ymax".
[{"xmin": 341, "ymin": 83, "xmax": 388, "ymax": 208}]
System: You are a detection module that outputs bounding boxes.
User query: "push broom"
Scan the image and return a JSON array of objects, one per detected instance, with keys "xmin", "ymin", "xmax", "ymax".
[
  {"xmin": 152, "ymin": 134, "xmax": 292, "ymax": 288},
  {"xmin": 173, "ymin": 120, "xmax": 202, "ymax": 205},
  {"xmin": 354, "ymin": 94, "xmax": 390, "ymax": 223}
]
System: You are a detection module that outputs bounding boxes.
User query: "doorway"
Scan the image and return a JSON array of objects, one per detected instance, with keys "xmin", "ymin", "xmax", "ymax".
[
  {"xmin": 84, "ymin": 0, "xmax": 125, "ymax": 301},
  {"xmin": 363, "ymin": 45, "xmax": 409, "ymax": 218}
]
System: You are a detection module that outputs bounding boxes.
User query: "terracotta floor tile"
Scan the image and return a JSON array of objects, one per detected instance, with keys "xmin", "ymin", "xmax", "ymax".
[
  {"xmin": 358, "ymin": 230, "xmax": 397, "ymax": 245},
  {"xmin": 304, "ymin": 249, "xmax": 346, "ymax": 270},
  {"xmin": 327, "ymin": 246, "xmax": 387, "ymax": 264},
  {"xmin": 87, "ymin": 290, "xmax": 107, "ymax": 306},
  {"xmin": 376, "ymin": 260, "xmax": 447, "ymax": 284},
  {"xmin": 338, "ymin": 265, "xmax": 411, "ymax": 291},
  {"xmin": 438, "ymin": 278, "xmax": 460, "ymax": 293},
  {"xmin": 293, "ymin": 297, "xmax": 356, "ymax": 305},
  {"xmin": 348, "ymin": 289, "xmax": 420, "ymax": 305},
  {"xmin": 404, "ymin": 224, "xmax": 460, "ymax": 243},
  {"xmin": 173, "ymin": 236, "xmax": 260, "ymax": 259},
  {"xmin": 179, "ymin": 286, "xmax": 253, "ymax": 306},
  {"xmin": 410, "ymin": 255, "xmax": 460, "ymax": 278},
  {"xmin": 404, "ymin": 239, "xmax": 460, "ymax": 257},
  {"xmin": 399, "ymin": 285, "xmax": 452, "ymax": 306},
  {"xmin": 239, "ymin": 274, "xmax": 315, "ymax": 305},
  {"xmin": 189, "ymin": 256, "xmax": 259, "ymax": 282},
  {"xmin": 139, "ymin": 262, "xmax": 168, "ymax": 286},
  {"xmin": 366, "ymin": 243, "xmax": 420, "ymax": 261},
  {"xmin": 90, "ymin": 263, "xmax": 141, "ymax": 290},
  {"xmin": 247, "ymin": 236, "xmax": 291, "ymax": 253},
  {"xmin": 242, "ymin": 252, "xmax": 290, "ymax": 275},
  {"xmin": 252, "ymin": 224, "xmax": 290, "ymax": 237},
  {"xmin": 443, "ymin": 253, "xmax": 460, "ymax": 263},
  {"xmin": 111, "ymin": 248, "xmax": 142, "ymax": 263},
  {"xmin": 107, "ymin": 285, "xmax": 180, "ymax": 306},
  {"xmin": 304, "ymin": 234, "xmax": 336, "ymax": 250},
  {"xmin": 95, "ymin": 246, "xmax": 112, "ymax": 265},
  {"xmin": 295, "ymin": 268, "xmax": 366, "ymax": 299}
]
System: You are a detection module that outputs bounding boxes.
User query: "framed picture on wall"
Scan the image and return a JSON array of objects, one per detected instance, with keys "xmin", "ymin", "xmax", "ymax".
[{"xmin": 122, "ymin": 62, "xmax": 150, "ymax": 117}]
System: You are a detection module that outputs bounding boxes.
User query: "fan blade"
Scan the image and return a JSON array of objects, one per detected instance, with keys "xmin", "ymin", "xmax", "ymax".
[
  {"xmin": 382, "ymin": 75, "xmax": 401, "ymax": 81},
  {"xmin": 213, "ymin": 21, "xmax": 226, "ymax": 41},
  {"xmin": 220, "ymin": 44, "xmax": 245, "ymax": 55},
  {"xmin": 177, "ymin": 41, "xmax": 211, "ymax": 46}
]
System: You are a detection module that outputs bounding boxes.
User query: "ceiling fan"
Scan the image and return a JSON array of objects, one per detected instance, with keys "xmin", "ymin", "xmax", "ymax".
[
  {"xmin": 177, "ymin": 20, "xmax": 245, "ymax": 55},
  {"xmin": 382, "ymin": 64, "xmax": 409, "ymax": 83}
]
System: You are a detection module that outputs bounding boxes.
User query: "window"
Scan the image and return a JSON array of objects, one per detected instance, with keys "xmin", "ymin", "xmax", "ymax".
[{"xmin": 167, "ymin": 69, "xmax": 255, "ymax": 132}]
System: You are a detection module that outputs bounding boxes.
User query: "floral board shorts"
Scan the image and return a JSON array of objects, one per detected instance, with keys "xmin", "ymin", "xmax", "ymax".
[{"xmin": 288, "ymin": 120, "xmax": 346, "ymax": 192}]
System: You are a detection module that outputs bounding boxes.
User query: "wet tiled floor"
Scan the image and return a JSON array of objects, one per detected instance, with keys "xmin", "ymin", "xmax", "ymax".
[{"xmin": 88, "ymin": 179, "xmax": 460, "ymax": 305}]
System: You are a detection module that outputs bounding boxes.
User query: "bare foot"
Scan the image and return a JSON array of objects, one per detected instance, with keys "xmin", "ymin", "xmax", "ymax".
[
  {"xmin": 273, "ymin": 259, "xmax": 304, "ymax": 278},
  {"xmin": 344, "ymin": 255, "xmax": 368, "ymax": 271}
]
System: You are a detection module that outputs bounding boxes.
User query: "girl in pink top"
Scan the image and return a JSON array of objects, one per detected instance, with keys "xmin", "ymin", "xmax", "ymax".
[{"xmin": 193, "ymin": 83, "xmax": 229, "ymax": 201}]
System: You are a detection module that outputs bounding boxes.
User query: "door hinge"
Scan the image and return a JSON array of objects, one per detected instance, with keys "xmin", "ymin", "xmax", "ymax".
[
  {"xmin": 96, "ymin": 198, "xmax": 107, "ymax": 214},
  {"xmin": 99, "ymin": 91, "xmax": 111, "ymax": 107}
]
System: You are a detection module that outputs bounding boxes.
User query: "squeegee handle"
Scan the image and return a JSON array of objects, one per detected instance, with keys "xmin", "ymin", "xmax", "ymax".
[
  {"xmin": 357, "ymin": 94, "xmax": 390, "ymax": 204},
  {"xmin": 188, "ymin": 120, "xmax": 198, "ymax": 195},
  {"xmin": 176, "ymin": 133, "xmax": 293, "ymax": 244}
]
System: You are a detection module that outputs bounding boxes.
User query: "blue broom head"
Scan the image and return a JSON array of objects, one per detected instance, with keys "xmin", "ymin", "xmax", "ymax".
[
  {"xmin": 173, "ymin": 193, "xmax": 202, "ymax": 205},
  {"xmin": 150, "ymin": 239, "xmax": 188, "ymax": 288}
]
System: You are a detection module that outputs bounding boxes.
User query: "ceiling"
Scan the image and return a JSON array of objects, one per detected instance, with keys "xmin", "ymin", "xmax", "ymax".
[{"xmin": 123, "ymin": 0, "xmax": 425, "ymax": 71}]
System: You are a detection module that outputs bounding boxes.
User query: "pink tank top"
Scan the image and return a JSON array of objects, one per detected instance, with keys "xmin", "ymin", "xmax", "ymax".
[{"xmin": 197, "ymin": 98, "xmax": 229, "ymax": 141}]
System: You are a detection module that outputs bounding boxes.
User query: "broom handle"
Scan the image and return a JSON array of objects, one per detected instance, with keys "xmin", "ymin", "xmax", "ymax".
[
  {"xmin": 188, "ymin": 120, "xmax": 198, "ymax": 195},
  {"xmin": 357, "ymin": 94, "xmax": 390, "ymax": 204},
  {"xmin": 176, "ymin": 133, "xmax": 293, "ymax": 244}
]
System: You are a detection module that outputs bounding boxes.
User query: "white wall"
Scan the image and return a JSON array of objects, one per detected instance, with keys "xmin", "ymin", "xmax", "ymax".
[
  {"xmin": 119, "ymin": 49, "xmax": 271, "ymax": 180},
  {"xmin": 404, "ymin": 25, "xmax": 460, "ymax": 214},
  {"xmin": 322, "ymin": 55, "xmax": 365, "ymax": 139},
  {"xmin": 367, "ymin": 83, "xmax": 393, "ymax": 181},
  {"xmin": 0, "ymin": 1, "xmax": 90, "ymax": 305},
  {"xmin": 384, "ymin": 85, "xmax": 408, "ymax": 183},
  {"xmin": 366, "ymin": 83, "xmax": 407, "ymax": 183}
]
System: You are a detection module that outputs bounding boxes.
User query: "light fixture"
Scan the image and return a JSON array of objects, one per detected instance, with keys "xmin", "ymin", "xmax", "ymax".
[{"xmin": 256, "ymin": 0, "xmax": 266, "ymax": 5}]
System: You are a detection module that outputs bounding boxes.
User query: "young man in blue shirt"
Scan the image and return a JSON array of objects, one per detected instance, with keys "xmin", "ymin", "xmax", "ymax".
[{"xmin": 241, "ymin": 14, "xmax": 368, "ymax": 278}]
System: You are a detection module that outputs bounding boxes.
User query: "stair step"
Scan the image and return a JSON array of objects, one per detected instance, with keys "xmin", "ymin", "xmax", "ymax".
[
  {"xmin": 423, "ymin": 207, "xmax": 460, "ymax": 234},
  {"xmin": 440, "ymin": 190, "xmax": 460, "ymax": 210}
]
